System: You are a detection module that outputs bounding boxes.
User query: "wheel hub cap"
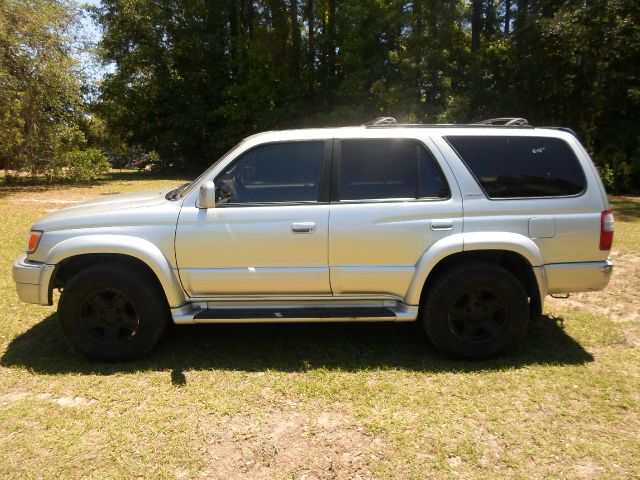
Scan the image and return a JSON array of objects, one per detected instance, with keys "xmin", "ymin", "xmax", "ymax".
[
  {"xmin": 79, "ymin": 289, "xmax": 139, "ymax": 345},
  {"xmin": 448, "ymin": 287, "xmax": 508, "ymax": 343}
]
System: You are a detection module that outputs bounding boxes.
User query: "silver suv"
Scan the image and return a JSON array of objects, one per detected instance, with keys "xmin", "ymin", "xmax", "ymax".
[{"xmin": 13, "ymin": 118, "xmax": 614, "ymax": 360}]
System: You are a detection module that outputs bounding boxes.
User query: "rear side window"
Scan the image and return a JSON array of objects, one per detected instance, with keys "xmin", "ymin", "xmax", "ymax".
[
  {"xmin": 339, "ymin": 139, "xmax": 450, "ymax": 201},
  {"xmin": 445, "ymin": 136, "xmax": 586, "ymax": 198}
]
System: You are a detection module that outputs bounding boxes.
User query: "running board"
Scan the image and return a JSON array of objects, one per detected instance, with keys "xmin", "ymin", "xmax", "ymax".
[{"xmin": 171, "ymin": 302, "xmax": 418, "ymax": 324}]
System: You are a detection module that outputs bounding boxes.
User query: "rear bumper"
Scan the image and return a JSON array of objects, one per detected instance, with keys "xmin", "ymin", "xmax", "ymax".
[
  {"xmin": 545, "ymin": 259, "xmax": 613, "ymax": 294},
  {"xmin": 12, "ymin": 255, "xmax": 55, "ymax": 306}
]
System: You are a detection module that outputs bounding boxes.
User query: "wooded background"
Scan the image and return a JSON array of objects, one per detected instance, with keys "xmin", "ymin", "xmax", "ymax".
[{"xmin": 1, "ymin": 1, "xmax": 639, "ymax": 191}]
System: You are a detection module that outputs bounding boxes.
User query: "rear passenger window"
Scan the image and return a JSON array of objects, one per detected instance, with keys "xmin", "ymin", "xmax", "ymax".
[
  {"xmin": 339, "ymin": 139, "xmax": 450, "ymax": 201},
  {"xmin": 445, "ymin": 136, "xmax": 586, "ymax": 198}
]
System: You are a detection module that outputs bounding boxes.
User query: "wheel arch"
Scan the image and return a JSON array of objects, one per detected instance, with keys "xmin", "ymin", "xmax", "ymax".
[
  {"xmin": 47, "ymin": 235, "xmax": 187, "ymax": 308},
  {"xmin": 406, "ymin": 233, "xmax": 545, "ymax": 313}
]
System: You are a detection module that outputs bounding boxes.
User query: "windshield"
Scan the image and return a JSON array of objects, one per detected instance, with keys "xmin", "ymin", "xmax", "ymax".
[{"xmin": 165, "ymin": 139, "xmax": 247, "ymax": 201}]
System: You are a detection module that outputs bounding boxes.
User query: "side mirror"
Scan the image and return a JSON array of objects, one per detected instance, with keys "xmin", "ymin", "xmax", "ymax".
[{"xmin": 197, "ymin": 180, "xmax": 216, "ymax": 209}]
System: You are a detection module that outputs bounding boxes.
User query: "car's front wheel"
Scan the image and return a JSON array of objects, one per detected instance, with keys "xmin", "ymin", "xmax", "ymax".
[
  {"xmin": 58, "ymin": 263, "xmax": 169, "ymax": 361},
  {"xmin": 420, "ymin": 262, "xmax": 529, "ymax": 358}
]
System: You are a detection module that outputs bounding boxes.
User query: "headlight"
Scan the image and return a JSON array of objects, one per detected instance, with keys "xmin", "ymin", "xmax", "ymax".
[{"xmin": 26, "ymin": 230, "xmax": 43, "ymax": 254}]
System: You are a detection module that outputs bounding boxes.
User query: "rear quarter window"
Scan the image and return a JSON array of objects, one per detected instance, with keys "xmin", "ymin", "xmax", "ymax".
[{"xmin": 445, "ymin": 136, "xmax": 587, "ymax": 198}]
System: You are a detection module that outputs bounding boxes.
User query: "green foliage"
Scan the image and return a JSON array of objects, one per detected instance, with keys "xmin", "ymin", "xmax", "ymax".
[
  {"xmin": 598, "ymin": 163, "xmax": 615, "ymax": 192},
  {"xmin": 0, "ymin": 0, "xmax": 108, "ymax": 183},
  {"xmin": 1, "ymin": 1, "xmax": 638, "ymax": 189},
  {"xmin": 84, "ymin": 1, "xmax": 640, "ymax": 192},
  {"xmin": 54, "ymin": 148, "xmax": 110, "ymax": 183}
]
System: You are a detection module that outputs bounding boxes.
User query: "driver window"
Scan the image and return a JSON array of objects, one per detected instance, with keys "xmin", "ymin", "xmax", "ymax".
[{"xmin": 215, "ymin": 142, "xmax": 324, "ymax": 205}]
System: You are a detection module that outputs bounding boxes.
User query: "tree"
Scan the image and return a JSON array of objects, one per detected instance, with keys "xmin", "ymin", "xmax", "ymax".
[
  {"xmin": 0, "ymin": 0, "xmax": 108, "ymax": 181},
  {"xmin": 93, "ymin": 0, "xmax": 640, "ymax": 191}
]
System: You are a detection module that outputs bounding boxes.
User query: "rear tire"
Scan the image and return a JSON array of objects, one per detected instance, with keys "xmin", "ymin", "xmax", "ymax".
[
  {"xmin": 420, "ymin": 262, "xmax": 529, "ymax": 359},
  {"xmin": 58, "ymin": 263, "xmax": 169, "ymax": 361}
]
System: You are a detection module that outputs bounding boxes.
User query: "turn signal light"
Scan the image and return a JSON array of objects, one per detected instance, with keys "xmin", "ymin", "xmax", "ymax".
[{"xmin": 27, "ymin": 230, "xmax": 43, "ymax": 254}]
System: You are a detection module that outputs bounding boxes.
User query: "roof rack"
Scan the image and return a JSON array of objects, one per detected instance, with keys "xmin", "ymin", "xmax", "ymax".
[
  {"xmin": 363, "ymin": 117, "xmax": 398, "ymax": 126},
  {"xmin": 362, "ymin": 117, "xmax": 533, "ymax": 128},
  {"xmin": 474, "ymin": 117, "xmax": 529, "ymax": 126}
]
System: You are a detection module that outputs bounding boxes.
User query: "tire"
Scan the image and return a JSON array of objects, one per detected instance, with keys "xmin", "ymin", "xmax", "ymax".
[
  {"xmin": 420, "ymin": 262, "xmax": 529, "ymax": 359},
  {"xmin": 58, "ymin": 263, "xmax": 169, "ymax": 361}
]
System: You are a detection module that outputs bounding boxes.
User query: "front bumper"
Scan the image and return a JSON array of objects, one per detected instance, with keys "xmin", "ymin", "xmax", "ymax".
[
  {"xmin": 12, "ymin": 255, "xmax": 55, "ymax": 305},
  {"xmin": 545, "ymin": 259, "xmax": 613, "ymax": 294}
]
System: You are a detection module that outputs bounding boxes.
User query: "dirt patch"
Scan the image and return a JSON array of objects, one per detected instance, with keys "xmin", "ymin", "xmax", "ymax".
[
  {"xmin": 546, "ymin": 250, "xmax": 640, "ymax": 322},
  {"xmin": 0, "ymin": 391, "xmax": 96, "ymax": 408},
  {"xmin": 200, "ymin": 407, "xmax": 385, "ymax": 479},
  {"xmin": 546, "ymin": 250, "xmax": 640, "ymax": 345},
  {"xmin": 54, "ymin": 396, "xmax": 97, "ymax": 408},
  {"xmin": 15, "ymin": 198, "xmax": 84, "ymax": 205},
  {"xmin": 7, "ymin": 197, "xmax": 88, "ymax": 209},
  {"xmin": 0, "ymin": 391, "xmax": 30, "ymax": 405}
]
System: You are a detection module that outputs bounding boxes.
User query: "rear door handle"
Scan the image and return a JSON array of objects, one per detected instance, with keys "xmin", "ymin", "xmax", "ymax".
[
  {"xmin": 291, "ymin": 222, "xmax": 316, "ymax": 234},
  {"xmin": 431, "ymin": 219, "xmax": 453, "ymax": 231}
]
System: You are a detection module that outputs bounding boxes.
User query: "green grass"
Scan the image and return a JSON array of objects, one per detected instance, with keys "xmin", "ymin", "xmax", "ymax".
[
  {"xmin": 609, "ymin": 196, "xmax": 640, "ymax": 252},
  {"xmin": 0, "ymin": 177, "xmax": 638, "ymax": 479}
]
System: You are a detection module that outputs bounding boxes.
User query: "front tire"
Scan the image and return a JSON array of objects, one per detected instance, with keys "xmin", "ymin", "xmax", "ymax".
[
  {"xmin": 59, "ymin": 263, "xmax": 169, "ymax": 361},
  {"xmin": 420, "ymin": 262, "xmax": 529, "ymax": 359}
]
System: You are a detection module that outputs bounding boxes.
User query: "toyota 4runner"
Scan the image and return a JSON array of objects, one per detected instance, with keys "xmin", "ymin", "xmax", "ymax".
[{"xmin": 13, "ymin": 117, "xmax": 614, "ymax": 360}]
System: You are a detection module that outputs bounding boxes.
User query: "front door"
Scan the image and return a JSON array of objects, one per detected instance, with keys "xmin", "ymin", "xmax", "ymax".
[{"xmin": 175, "ymin": 140, "xmax": 332, "ymax": 297}]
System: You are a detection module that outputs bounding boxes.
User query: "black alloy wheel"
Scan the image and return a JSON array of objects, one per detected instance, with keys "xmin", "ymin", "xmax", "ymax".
[
  {"xmin": 59, "ymin": 262, "xmax": 169, "ymax": 361},
  {"xmin": 447, "ymin": 287, "xmax": 508, "ymax": 343},
  {"xmin": 420, "ymin": 262, "xmax": 529, "ymax": 358},
  {"xmin": 79, "ymin": 288, "xmax": 140, "ymax": 346}
]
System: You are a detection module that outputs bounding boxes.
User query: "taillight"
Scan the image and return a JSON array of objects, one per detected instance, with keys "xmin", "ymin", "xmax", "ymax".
[
  {"xmin": 27, "ymin": 230, "xmax": 43, "ymax": 254},
  {"xmin": 599, "ymin": 210, "xmax": 614, "ymax": 250}
]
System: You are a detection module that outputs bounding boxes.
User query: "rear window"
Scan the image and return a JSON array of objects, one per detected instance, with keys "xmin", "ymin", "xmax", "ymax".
[{"xmin": 445, "ymin": 136, "xmax": 586, "ymax": 198}]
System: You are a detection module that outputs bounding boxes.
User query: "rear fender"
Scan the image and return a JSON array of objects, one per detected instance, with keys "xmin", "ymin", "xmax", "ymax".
[{"xmin": 405, "ymin": 232, "xmax": 545, "ymax": 305}]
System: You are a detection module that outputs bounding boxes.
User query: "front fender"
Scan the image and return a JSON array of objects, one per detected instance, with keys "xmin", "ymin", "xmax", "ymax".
[
  {"xmin": 47, "ymin": 235, "xmax": 187, "ymax": 307},
  {"xmin": 404, "ymin": 232, "xmax": 545, "ymax": 305}
]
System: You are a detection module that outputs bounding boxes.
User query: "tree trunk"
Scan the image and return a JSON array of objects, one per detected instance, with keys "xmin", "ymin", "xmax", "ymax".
[
  {"xmin": 289, "ymin": 0, "xmax": 301, "ymax": 77},
  {"xmin": 304, "ymin": 0, "xmax": 315, "ymax": 93},
  {"xmin": 485, "ymin": 0, "xmax": 495, "ymax": 36},
  {"xmin": 515, "ymin": 0, "xmax": 528, "ymax": 34},
  {"xmin": 471, "ymin": 0, "xmax": 482, "ymax": 53},
  {"xmin": 414, "ymin": 0, "xmax": 423, "ymax": 37},
  {"xmin": 229, "ymin": 0, "xmax": 238, "ymax": 80},
  {"xmin": 269, "ymin": 0, "xmax": 288, "ymax": 60},
  {"xmin": 504, "ymin": 0, "xmax": 511, "ymax": 34},
  {"xmin": 327, "ymin": 0, "xmax": 336, "ymax": 79}
]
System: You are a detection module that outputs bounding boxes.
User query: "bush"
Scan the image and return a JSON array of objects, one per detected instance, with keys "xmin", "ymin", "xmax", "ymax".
[
  {"xmin": 597, "ymin": 164, "xmax": 615, "ymax": 192},
  {"xmin": 52, "ymin": 148, "xmax": 110, "ymax": 183}
]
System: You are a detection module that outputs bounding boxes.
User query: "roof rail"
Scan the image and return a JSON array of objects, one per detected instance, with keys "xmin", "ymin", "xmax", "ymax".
[
  {"xmin": 361, "ymin": 116, "xmax": 534, "ymax": 129},
  {"xmin": 475, "ymin": 117, "xmax": 529, "ymax": 126},
  {"xmin": 363, "ymin": 117, "xmax": 398, "ymax": 126}
]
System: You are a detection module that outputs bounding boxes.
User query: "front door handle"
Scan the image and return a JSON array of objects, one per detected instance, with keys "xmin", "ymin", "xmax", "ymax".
[
  {"xmin": 291, "ymin": 222, "xmax": 316, "ymax": 234},
  {"xmin": 431, "ymin": 219, "xmax": 453, "ymax": 231}
]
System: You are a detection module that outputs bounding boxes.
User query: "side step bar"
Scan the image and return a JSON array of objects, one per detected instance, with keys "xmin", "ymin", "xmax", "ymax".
[{"xmin": 171, "ymin": 303, "xmax": 418, "ymax": 324}]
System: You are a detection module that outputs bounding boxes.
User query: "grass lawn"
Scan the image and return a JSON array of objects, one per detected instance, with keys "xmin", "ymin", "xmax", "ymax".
[{"xmin": 0, "ymin": 171, "xmax": 638, "ymax": 479}]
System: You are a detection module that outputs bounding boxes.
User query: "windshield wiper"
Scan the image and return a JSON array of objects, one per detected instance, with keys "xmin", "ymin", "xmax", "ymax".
[{"xmin": 165, "ymin": 183, "xmax": 190, "ymax": 201}]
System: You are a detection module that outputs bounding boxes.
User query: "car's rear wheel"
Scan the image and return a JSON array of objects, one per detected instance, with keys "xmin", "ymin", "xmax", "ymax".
[
  {"xmin": 420, "ymin": 262, "xmax": 529, "ymax": 358},
  {"xmin": 59, "ymin": 263, "xmax": 169, "ymax": 361}
]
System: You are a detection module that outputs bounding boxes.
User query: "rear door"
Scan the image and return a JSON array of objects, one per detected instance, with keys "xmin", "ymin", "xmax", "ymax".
[{"xmin": 328, "ymin": 137, "xmax": 463, "ymax": 300}]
